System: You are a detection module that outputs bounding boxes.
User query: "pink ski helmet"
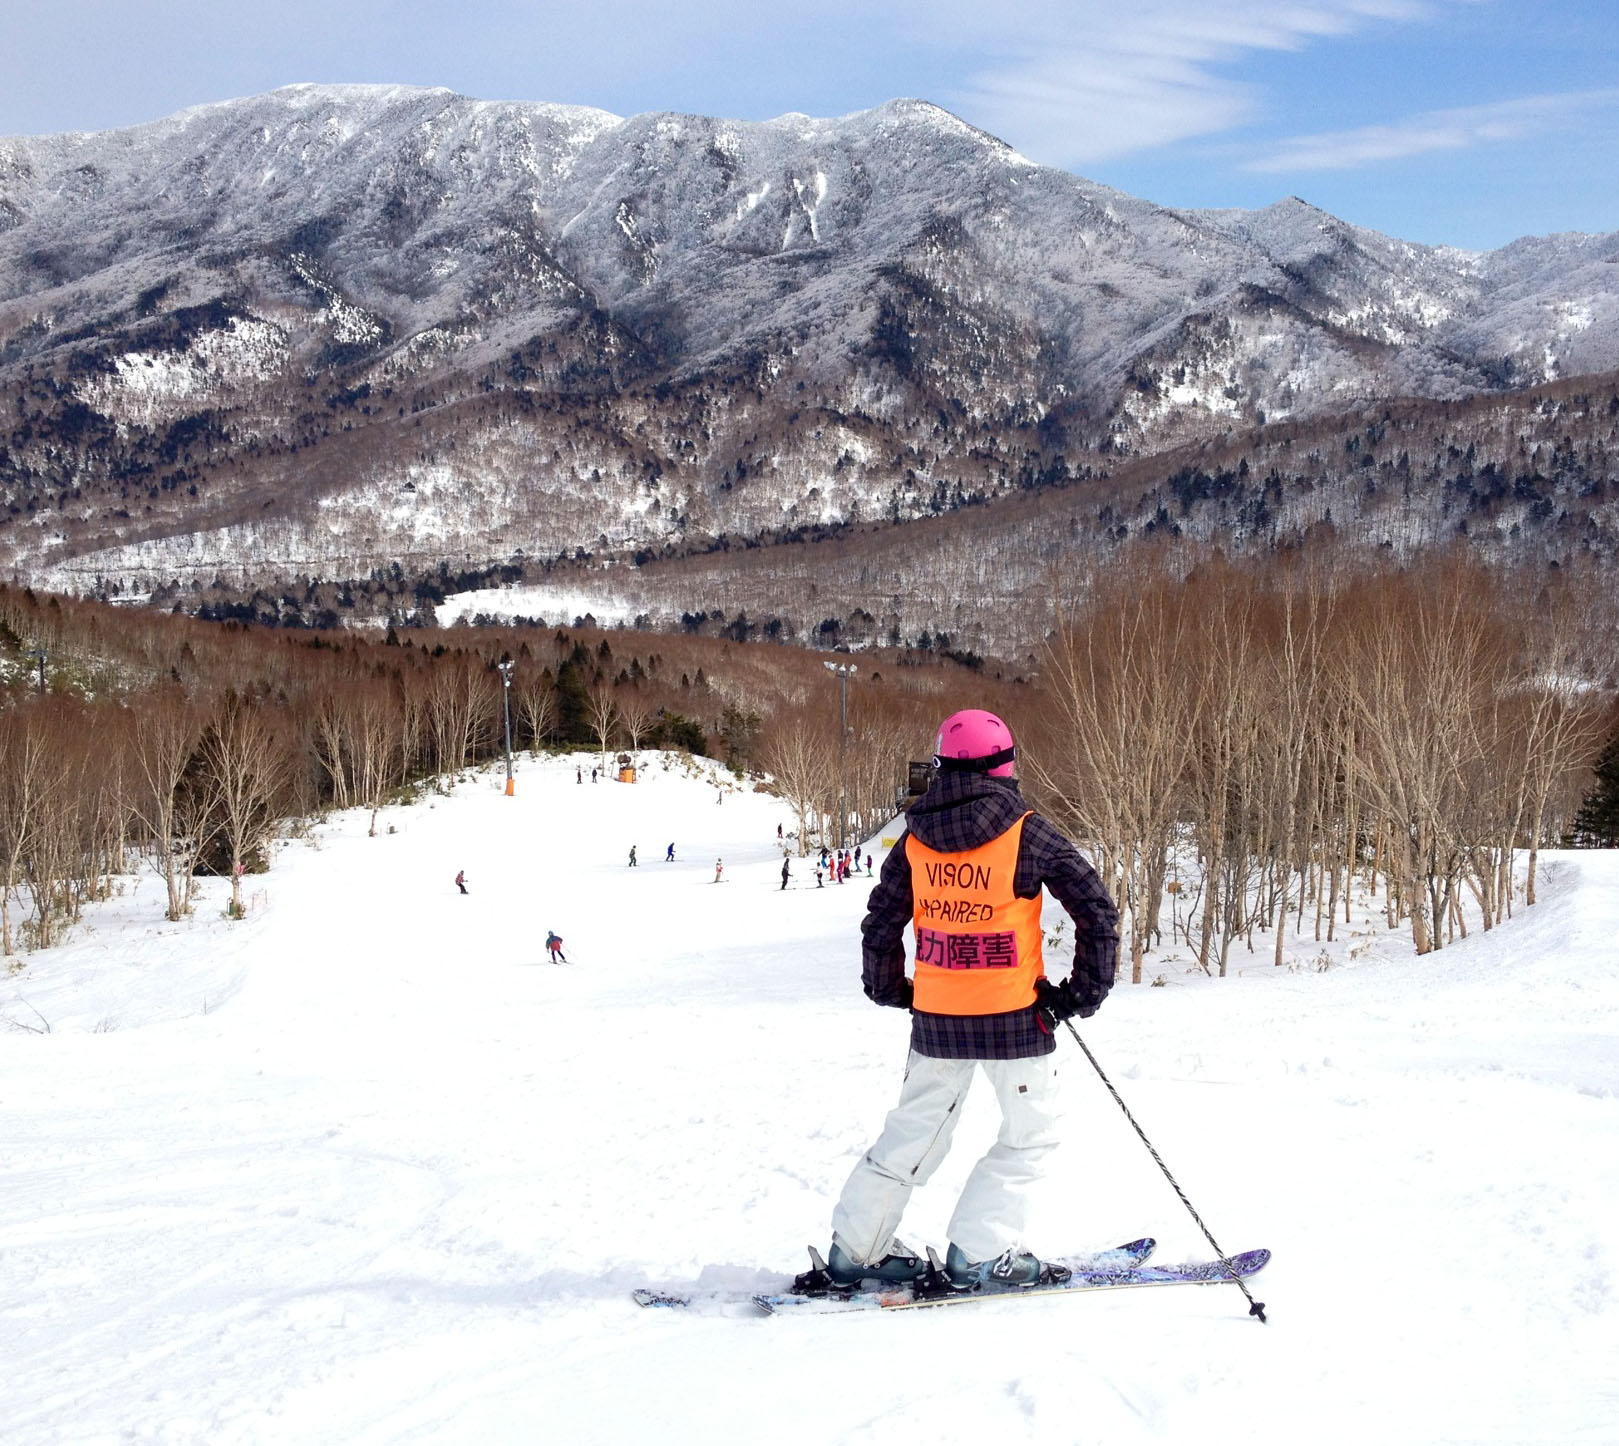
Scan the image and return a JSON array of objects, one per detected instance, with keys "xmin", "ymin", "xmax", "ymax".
[{"xmin": 934, "ymin": 709, "xmax": 1016, "ymax": 777}]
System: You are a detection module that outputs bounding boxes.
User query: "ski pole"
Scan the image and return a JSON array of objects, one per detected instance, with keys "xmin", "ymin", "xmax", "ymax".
[{"xmin": 1061, "ymin": 1018, "xmax": 1268, "ymax": 1323}]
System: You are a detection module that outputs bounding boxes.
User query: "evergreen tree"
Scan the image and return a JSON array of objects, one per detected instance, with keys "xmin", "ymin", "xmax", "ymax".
[
  {"xmin": 719, "ymin": 704, "xmax": 761, "ymax": 771},
  {"xmin": 553, "ymin": 658, "xmax": 592, "ymax": 744},
  {"xmin": 1573, "ymin": 727, "xmax": 1619, "ymax": 846}
]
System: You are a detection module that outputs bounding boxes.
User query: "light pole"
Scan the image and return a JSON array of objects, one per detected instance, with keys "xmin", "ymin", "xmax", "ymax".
[
  {"xmin": 497, "ymin": 658, "xmax": 515, "ymax": 796},
  {"xmin": 823, "ymin": 659, "xmax": 857, "ymax": 849}
]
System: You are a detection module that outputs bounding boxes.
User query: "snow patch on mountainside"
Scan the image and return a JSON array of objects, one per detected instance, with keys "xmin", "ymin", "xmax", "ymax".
[
  {"xmin": 77, "ymin": 318, "xmax": 288, "ymax": 423},
  {"xmin": 437, "ymin": 582, "xmax": 649, "ymax": 627}
]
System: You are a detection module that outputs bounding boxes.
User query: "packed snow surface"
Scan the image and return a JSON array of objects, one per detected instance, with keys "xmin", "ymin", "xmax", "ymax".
[{"xmin": 3, "ymin": 755, "xmax": 1617, "ymax": 1443}]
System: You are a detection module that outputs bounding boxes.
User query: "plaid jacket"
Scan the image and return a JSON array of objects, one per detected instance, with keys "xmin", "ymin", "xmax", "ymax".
[{"xmin": 861, "ymin": 771, "xmax": 1120, "ymax": 1059}]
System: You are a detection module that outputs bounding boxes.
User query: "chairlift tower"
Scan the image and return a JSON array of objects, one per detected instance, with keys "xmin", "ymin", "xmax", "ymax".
[{"xmin": 497, "ymin": 658, "xmax": 515, "ymax": 796}]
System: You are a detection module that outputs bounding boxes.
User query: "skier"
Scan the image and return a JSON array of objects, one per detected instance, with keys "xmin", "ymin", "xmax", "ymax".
[
  {"xmin": 628, "ymin": 844, "xmax": 638, "ymax": 867},
  {"xmin": 714, "ymin": 858, "xmax": 724, "ymax": 883},
  {"xmin": 777, "ymin": 823, "xmax": 784, "ymax": 841},
  {"xmin": 780, "ymin": 855, "xmax": 791, "ymax": 891},
  {"xmin": 577, "ymin": 766, "xmax": 583, "ymax": 784},
  {"xmin": 546, "ymin": 930, "xmax": 567, "ymax": 964},
  {"xmin": 816, "ymin": 709, "xmax": 1119, "ymax": 1292},
  {"xmin": 666, "ymin": 843, "xmax": 676, "ymax": 862},
  {"xmin": 455, "ymin": 869, "xmax": 468, "ymax": 895},
  {"xmin": 815, "ymin": 863, "xmax": 824, "ymax": 888}
]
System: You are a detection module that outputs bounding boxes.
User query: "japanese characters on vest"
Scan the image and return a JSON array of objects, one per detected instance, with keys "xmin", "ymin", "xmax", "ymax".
[{"xmin": 906, "ymin": 813, "xmax": 1045, "ymax": 1015}]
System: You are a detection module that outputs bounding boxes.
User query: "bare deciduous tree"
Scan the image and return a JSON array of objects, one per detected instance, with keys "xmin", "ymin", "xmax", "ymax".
[
  {"xmin": 617, "ymin": 690, "xmax": 657, "ymax": 752},
  {"xmin": 758, "ymin": 715, "xmax": 835, "ymax": 855},
  {"xmin": 586, "ymin": 680, "xmax": 620, "ymax": 766},
  {"xmin": 0, "ymin": 707, "xmax": 50, "ymax": 955},
  {"xmin": 130, "ymin": 691, "xmax": 211, "ymax": 922},
  {"xmin": 517, "ymin": 672, "xmax": 557, "ymax": 754},
  {"xmin": 197, "ymin": 693, "xmax": 294, "ymax": 917},
  {"xmin": 352, "ymin": 680, "xmax": 404, "ymax": 837}
]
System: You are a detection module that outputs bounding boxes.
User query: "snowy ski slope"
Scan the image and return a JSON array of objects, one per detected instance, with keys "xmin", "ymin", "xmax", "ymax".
[{"xmin": 3, "ymin": 753, "xmax": 1617, "ymax": 1443}]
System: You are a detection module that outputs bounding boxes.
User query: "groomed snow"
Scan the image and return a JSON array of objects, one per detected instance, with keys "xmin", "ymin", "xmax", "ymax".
[
  {"xmin": 3, "ymin": 754, "xmax": 1617, "ymax": 1443},
  {"xmin": 435, "ymin": 585, "xmax": 649, "ymax": 630}
]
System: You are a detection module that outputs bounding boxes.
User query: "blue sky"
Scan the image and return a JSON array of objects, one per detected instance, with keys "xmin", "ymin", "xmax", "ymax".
[{"xmin": 3, "ymin": 0, "xmax": 1614, "ymax": 250}]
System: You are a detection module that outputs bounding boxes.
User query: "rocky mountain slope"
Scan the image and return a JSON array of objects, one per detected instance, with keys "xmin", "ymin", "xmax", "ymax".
[{"xmin": 3, "ymin": 84, "xmax": 1618, "ymax": 615}]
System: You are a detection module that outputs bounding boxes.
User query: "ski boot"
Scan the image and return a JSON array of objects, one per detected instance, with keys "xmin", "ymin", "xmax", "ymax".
[
  {"xmin": 943, "ymin": 1243, "xmax": 1073, "ymax": 1292},
  {"xmin": 792, "ymin": 1240, "xmax": 928, "ymax": 1296}
]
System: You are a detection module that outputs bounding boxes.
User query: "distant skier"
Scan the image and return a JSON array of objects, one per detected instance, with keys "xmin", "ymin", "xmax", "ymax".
[
  {"xmin": 628, "ymin": 845, "xmax": 637, "ymax": 867},
  {"xmin": 813, "ymin": 708, "xmax": 1119, "ymax": 1292},
  {"xmin": 777, "ymin": 823, "xmax": 784, "ymax": 841},
  {"xmin": 455, "ymin": 870, "xmax": 468, "ymax": 895},
  {"xmin": 577, "ymin": 766, "xmax": 583, "ymax": 784},
  {"xmin": 546, "ymin": 930, "xmax": 567, "ymax": 964},
  {"xmin": 714, "ymin": 858, "xmax": 724, "ymax": 883},
  {"xmin": 666, "ymin": 843, "xmax": 676, "ymax": 862},
  {"xmin": 815, "ymin": 863, "xmax": 824, "ymax": 888},
  {"xmin": 780, "ymin": 855, "xmax": 791, "ymax": 891}
]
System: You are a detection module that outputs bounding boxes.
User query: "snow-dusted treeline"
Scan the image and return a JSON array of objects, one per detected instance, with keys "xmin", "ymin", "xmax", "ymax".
[
  {"xmin": 4, "ymin": 553, "xmax": 1616, "ymax": 978},
  {"xmin": 435, "ymin": 372, "xmax": 1619, "ymax": 659},
  {"xmin": 0, "ymin": 584, "xmax": 983, "ymax": 955},
  {"xmin": 1018, "ymin": 558, "xmax": 1617, "ymax": 982}
]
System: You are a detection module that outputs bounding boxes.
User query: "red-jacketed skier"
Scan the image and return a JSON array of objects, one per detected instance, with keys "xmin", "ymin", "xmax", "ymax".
[
  {"xmin": 546, "ymin": 930, "xmax": 567, "ymax": 964},
  {"xmin": 814, "ymin": 708, "xmax": 1119, "ymax": 1292}
]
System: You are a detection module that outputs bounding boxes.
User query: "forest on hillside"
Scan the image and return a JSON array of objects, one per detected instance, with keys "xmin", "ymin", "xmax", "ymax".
[
  {"xmin": 4, "ymin": 552, "xmax": 1617, "ymax": 980},
  {"xmin": 449, "ymin": 370, "xmax": 1619, "ymax": 660},
  {"xmin": 59, "ymin": 368, "xmax": 1615, "ymax": 667}
]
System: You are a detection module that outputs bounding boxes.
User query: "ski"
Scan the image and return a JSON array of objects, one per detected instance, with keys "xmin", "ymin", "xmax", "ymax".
[
  {"xmin": 632, "ymin": 1238, "xmax": 1157, "ymax": 1313},
  {"xmin": 754, "ymin": 1245, "xmax": 1270, "ymax": 1315}
]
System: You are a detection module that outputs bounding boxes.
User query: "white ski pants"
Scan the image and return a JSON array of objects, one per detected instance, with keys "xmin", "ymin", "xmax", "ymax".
[{"xmin": 831, "ymin": 1050, "xmax": 1063, "ymax": 1266}]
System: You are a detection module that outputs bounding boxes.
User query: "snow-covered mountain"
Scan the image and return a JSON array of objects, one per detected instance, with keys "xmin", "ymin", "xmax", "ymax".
[{"xmin": 3, "ymin": 84, "xmax": 1618, "ymax": 599}]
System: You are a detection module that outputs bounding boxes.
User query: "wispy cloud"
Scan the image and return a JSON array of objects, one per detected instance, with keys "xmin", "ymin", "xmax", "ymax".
[
  {"xmin": 944, "ymin": 0, "xmax": 1458, "ymax": 165},
  {"xmin": 1245, "ymin": 88, "xmax": 1619, "ymax": 172}
]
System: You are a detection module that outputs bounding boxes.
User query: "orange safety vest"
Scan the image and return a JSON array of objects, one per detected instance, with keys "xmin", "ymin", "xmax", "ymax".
[{"xmin": 907, "ymin": 814, "xmax": 1044, "ymax": 1015}]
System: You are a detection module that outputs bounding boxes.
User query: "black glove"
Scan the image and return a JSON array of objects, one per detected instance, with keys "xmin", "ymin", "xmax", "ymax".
[
  {"xmin": 1035, "ymin": 975, "xmax": 1105, "ymax": 1030},
  {"xmin": 1072, "ymin": 977, "xmax": 1108, "ymax": 1018},
  {"xmin": 866, "ymin": 975, "xmax": 915, "ymax": 1010},
  {"xmin": 1034, "ymin": 976, "xmax": 1076, "ymax": 1030}
]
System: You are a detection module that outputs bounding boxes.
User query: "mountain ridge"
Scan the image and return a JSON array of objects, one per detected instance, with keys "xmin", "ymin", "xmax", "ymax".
[{"xmin": 3, "ymin": 85, "xmax": 1618, "ymax": 639}]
